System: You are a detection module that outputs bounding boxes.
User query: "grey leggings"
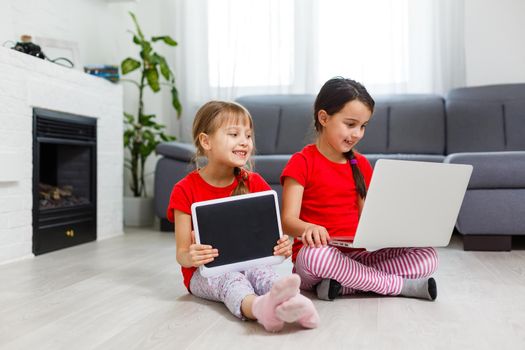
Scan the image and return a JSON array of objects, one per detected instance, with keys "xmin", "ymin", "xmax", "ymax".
[{"xmin": 189, "ymin": 266, "xmax": 279, "ymax": 319}]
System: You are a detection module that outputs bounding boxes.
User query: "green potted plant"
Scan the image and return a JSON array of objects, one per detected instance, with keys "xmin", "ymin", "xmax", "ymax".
[{"xmin": 121, "ymin": 11, "xmax": 182, "ymax": 226}]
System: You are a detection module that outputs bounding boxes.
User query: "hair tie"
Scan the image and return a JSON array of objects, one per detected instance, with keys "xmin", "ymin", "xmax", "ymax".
[
  {"xmin": 235, "ymin": 168, "xmax": 248, "ymax": 182},
  {"xmin": 350, "ymin": 159, "xmax": 358, "ymax": 165}
]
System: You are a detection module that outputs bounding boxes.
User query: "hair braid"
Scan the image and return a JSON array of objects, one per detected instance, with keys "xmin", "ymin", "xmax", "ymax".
[
  {"xmin": 344, "ymin": 150, "xmax": 367, "ymax": 199},
  {"xmin": 232, "ymin": 167, "xmax": 250, "ymax": 196}
]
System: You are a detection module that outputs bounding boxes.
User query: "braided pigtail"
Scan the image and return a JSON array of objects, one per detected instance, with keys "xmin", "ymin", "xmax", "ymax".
[
  {"xmin": 232, "ymin": 167, "xmax": 250, "ymax": 196},
  {"xmin": 344, "ymin": 150, "xmax": 367, "ymax": 199}
]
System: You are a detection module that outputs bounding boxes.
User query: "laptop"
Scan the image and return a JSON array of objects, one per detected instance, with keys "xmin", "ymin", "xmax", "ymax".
[
  {"xmin": 191, "ymin": 190, "xmax": 285, "ymax": 278},
  {"xmin": 329, "ymin": 159, "xmax": 472, "ymax": 250}
]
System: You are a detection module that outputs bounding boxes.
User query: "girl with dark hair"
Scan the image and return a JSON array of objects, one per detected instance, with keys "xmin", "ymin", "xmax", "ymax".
[
  {"xmin": 167, "ymin": 100, "xmax": 319, "ymax": 332},
  {"xmin": 281, "ymin": 78, "xmax": 439, "ymax": 301}
]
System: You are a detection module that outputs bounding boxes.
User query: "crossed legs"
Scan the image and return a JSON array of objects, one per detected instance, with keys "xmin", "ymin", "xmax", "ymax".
[{"xmin": 295, "ymin": 245, "xmax": 438, "ymax": 297}]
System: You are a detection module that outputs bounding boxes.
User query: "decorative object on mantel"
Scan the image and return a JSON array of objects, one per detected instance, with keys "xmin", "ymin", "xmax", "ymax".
[
  {"xmin": 10, "ymin": 35, "xmax": 45, "ymax": 58},
  {"xmin": 121, "ymin": 11, "xmax": 182, "ymax": 227},
  {"xmin": 7, "ymin": 35, "xmax": 74, "ymax": 68},
  {"xmin": 84, "ymin": 65, "xmax": 120, "ymax": 82}
]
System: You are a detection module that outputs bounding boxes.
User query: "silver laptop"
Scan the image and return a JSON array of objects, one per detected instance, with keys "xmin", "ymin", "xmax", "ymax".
[{"xmin": 329, "ymin": 159, "xmax": 472, "ymax": 250}]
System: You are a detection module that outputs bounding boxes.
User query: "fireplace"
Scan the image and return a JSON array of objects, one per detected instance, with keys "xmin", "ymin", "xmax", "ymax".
[{"xmin": 32, "ymin": 108, "xmax": 97, "ymax": 255}]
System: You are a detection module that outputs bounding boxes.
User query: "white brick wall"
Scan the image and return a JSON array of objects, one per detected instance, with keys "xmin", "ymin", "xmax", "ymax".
[{"xmin": 0, "ymin": 47, "xmax": 124, "ymax": 264}]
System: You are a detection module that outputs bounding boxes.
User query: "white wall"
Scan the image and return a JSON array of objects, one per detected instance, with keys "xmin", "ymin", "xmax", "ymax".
[
  {"xmin": 464, "ymin": 0, "xmax": 525, "ymax": 86},
  {"xmin": 0, "ymin": 0, "xmax": 183, "ymax": 198}
]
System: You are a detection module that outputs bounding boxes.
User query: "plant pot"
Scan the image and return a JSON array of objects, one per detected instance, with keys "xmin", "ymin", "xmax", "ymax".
[{"xmin": 123, "ymin": 196, "xmax": 154, "ymax": 227}]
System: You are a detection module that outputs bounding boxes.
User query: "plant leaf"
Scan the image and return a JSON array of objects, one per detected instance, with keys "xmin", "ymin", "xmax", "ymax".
[
  {"xmin": 139, "ymin": 130, "xmax": 158, "ymax": 158},
  {"xmin": 129, "ymin": 12, "xmax": 144, "ymax": 40},
  {"xmin": 124, "ymin": 112, "xmax": 135, "ymax": 123},
  {"xmin": 171, "ymin": 86, "xmax": 182, "ymax": 117},
  {"xmin": 139, "ymin": 114, "xmax": 156, "ymax": 126},
  {"xmin": 160, "ymin": 133, "xmax": 176, "ymax": 142},
  {"xmin": 152, "ymin": 36, "xmax": 178, "ymax": 46},
  {"xmin": 145, "ymin": 68, "xmax": 160, "ymax": 92},
  {"xmin": 140, "ymin": 42, "xmax": 154, "ymax": 66},
  {"xmin": 149, "ymin": 53, "xmax": 161, "ymax": 65},
  {"xmin": 153, "ymin": 53, "xmax": 170, "ymax": 81},
  {"xmin": 121, "ymin": 58, "xmax": 141, "ymax": 75},
  {"xmin": 123, "ymin": 129, "xmax": 135, "ymax": 147},
  {"xmin": 133, "ymin": 35, "xmax": 142, "ymax": 45}
]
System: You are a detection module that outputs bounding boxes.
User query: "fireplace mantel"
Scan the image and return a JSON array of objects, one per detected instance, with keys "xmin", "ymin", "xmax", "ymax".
[{"xmin": 0, "ymin": 47, "xmax": 124, "ymax": 264}]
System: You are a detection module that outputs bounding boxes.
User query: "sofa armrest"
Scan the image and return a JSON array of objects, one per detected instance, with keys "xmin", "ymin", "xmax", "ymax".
[
  {"xmin": 156, "ymin": 141, "xmax": 196, "ymax": 162},
  {"xmin": 444, "ymin": 151, "xmax": 525, "ymax": 188}
]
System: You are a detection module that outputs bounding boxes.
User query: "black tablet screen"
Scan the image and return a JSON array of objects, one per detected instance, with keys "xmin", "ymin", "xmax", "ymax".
[{"xmin": 194, "ymin": 193, "xmax": 280, "ymax": 268}]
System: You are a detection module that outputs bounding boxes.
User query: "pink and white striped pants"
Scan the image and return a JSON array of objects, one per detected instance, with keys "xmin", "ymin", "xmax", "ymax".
[{"xmin": 294, "ymin": 245, "xmax": 438, "ymax": 295}]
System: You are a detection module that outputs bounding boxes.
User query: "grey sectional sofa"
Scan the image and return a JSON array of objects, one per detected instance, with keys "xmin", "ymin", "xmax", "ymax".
[{"xmin": 154, "ymin": 84, "xmax": 525, "ymax": 251}]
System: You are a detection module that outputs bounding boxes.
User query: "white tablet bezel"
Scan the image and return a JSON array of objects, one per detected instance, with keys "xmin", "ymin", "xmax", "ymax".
[{"xmin": 191, "ymin": 190, "xmax": 285, "ymax": 278}]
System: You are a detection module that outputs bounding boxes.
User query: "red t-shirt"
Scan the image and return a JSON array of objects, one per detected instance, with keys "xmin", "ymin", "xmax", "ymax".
[
  {"xmin": 167, "ymin": 170, "xmax": 271, "ymax": 290},
  {"xmin": 280, "ymin": 144, "xmax": 373, "ymax": 261}
]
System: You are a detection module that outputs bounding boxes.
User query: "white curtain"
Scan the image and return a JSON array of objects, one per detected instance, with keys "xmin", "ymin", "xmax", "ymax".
[{"xmin": 173, "ymin": 0, "xmax": 465, "ymax": 140}]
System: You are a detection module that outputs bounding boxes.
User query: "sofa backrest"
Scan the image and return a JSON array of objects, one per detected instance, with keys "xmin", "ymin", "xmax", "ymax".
[
  {"xmin": 237, "ymin": 93, "xmax": 446, "ymax": 156},
  {"xmin": 236, "ymin": 95, "xmax": 316, "ymax": 155},
  {"xmin": 446, "ymin": 84, "xmax": 525, "ymax": 154},
  {"xmin": 358, "ymin": 94, "xmax": 446, "ymax": 155}
]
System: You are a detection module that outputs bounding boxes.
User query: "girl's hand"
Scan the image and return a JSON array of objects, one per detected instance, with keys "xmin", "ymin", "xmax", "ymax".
[
  {"xmin": 188, "ymin": 242, "xmax": 219, "ymax": 267},
  {"xmin": 302, "ymin": 224, "xmax": 330, "ymax": 248},
  {"xmin": 274, "ymin": 234, "xmax": 292, "ymax": 258}
]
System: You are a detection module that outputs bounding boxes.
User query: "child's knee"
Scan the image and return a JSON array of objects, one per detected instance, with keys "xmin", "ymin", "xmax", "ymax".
[
  {"xmin": 297, "ymin": 245, "xmax": 341, "ymax": 275},
  {"xmin": 426, "ymin": 247, "xmax": 439, "ymax": 273},
  {"xmin": 415, "ymin": 247, "xmax": 438, "ymax": 275},
  {"xmin": 222, "ymin": 271, "xmax": 250, "ymax": 289}
]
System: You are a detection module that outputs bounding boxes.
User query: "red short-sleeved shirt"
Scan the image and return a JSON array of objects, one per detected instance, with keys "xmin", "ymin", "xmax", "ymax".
[
  {"xmin": 167, "ymin": 170, "xmax": 271, "ymax": 290},
  {"xmin": 280, "ymin": 144, "xmax": 373, "ymax": 261}
]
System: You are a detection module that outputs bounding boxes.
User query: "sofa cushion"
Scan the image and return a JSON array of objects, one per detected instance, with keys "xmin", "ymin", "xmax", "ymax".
[
  {"xmin": 156, "ymin": 141, "xmax": 196, "ymax": 161},
  {"xmin": 446, "ymin": 84, "xmax": 525, "ymax": 153},
  {"xmin": 275, "ymin": 101, "xmax": 315, "ymax": 154},
  {"xmin": 358, "ymin": 95, "xmax": 446, "ymax": 155},
  {"xmin": 237, "ymin": 95, "xmax": 315, "ymax": 155},
  {"xmin": 233, "ymin": 99, "xmax": 281, "ymax": 154},
  {"xmin": 456, "ymin": 189, "xmax": 525, "ymax": 235},
  {"xmin": 358, "ymin": 104, "xmax": 388, "ymax": 153},
  {"xmin": 252, "ymin": 154, "xmax": 292, "ymax": 183},
  {"xmin": 446, "ymin": 101, "xmax": 507, "ymax": 153},
  {"xmin": 365, "ymin": 154, "xmax": 445, "ymax": 167},
  {"xmin": 506, "ymin": 100, "xmax": 525, "ymax": 150},
  {"xmin": 444, "ymin": 151, "xmax": 525, "ymax": 189}
]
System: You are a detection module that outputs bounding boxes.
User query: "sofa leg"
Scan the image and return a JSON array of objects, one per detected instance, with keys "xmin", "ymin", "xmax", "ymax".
[
  {"xmin": 160, "ymin": 218, "xmax": 174, "ymax": 232},
  {"xmin": 462, "ymin": 235, "xmax": 512, "ymax": 251}
]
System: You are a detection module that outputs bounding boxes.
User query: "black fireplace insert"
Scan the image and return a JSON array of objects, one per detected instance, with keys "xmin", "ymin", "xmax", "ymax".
[{"xmin": 33, "ymin": 108, "xmax": 97, "ymax": 255}]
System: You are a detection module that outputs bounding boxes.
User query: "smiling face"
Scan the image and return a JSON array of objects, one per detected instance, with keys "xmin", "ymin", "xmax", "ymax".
[
  {"xmin": 193, "ymin": 101, "xmax": 255, "ymax": 171},
  {"xmin": 317, "ymin": 99, "xmax": 372, "ymax": 159},
  {"xmin": 201, "ymin": 117, "xmax": 254, "ymax": 169}
]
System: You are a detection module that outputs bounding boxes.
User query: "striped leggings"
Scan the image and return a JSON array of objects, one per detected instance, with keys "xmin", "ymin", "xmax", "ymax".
[{"xmin": 294, "ymin": 245, "xmax": 438, "ymax": 295}]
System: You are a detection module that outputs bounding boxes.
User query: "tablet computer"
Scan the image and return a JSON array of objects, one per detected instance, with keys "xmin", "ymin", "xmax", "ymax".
[{"xmin": 191, "ymin": 190, "xmax": 285, "ymax": 278}]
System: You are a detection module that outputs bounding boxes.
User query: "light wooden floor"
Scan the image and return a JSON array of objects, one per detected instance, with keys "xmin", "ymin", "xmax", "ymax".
[{"xmin": 1, "ymin": 229, "xmax": 525, "ymax": 350}]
